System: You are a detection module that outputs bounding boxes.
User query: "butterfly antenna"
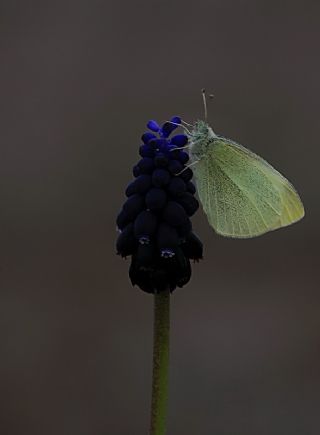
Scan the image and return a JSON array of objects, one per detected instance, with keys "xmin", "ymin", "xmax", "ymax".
[
  {"xmin": 202, "ymin": 88, "xmax": 208, "ymax": 121},
  {"xmin": 164, "ymin": 120, "xmax": 191, "ymax": 135}
]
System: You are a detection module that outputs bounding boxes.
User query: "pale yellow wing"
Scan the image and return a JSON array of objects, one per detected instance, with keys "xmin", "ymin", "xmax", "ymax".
[{"xmin": 193, "ymin": 137, "xmax": 304, "ymax": 238}]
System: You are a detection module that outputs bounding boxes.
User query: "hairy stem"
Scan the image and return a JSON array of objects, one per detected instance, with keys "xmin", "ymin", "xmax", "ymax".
[{"xmin": 150, "ymin": 288, "xmax": 170, "ymax": 435}]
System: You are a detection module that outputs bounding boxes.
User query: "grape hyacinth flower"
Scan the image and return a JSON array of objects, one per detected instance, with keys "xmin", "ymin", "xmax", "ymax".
[
  {"xmin": 116, "ymin": 116, "xmax": 203, "ymax": 435},
  {"xmin": 116, "ymin": 116, "xmax": 203, "ymax": 293}
]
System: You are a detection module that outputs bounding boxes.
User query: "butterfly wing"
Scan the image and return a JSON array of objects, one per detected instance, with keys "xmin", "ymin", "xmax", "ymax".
[{"xmin": 193, "ymin": 137, "xmax": 304, "ymax": 238}]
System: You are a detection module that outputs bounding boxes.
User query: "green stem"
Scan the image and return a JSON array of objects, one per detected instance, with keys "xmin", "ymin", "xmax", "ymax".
[{"xmin": 150, "ymin": 288, "xmax": 170, "ymax": 435}]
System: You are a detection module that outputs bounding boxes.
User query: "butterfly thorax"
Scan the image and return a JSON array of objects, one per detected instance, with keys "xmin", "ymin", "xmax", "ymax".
[{"xmin": 189, "ymin": 120, "xmax": 218, "ymax": 162}]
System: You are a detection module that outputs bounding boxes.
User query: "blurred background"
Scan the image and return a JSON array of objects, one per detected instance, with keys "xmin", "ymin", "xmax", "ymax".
[{"xmin": 0, "ymin": 1, "xmax": 319, "ymax": 434}]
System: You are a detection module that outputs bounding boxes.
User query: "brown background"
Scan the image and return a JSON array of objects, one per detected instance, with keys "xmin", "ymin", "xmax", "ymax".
[{"xmin": 0, "ymin": 1, "xmax": 319, "ymax": 434}]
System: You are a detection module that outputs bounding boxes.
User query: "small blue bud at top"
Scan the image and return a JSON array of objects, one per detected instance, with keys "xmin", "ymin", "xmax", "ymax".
[
  {"xmin": 141, "ymin": 132, "xmax": 157, "ymax": 144},
  {"xmin": 170, "ymin": 134, "xmax": 188, "ymax": 146},
  {"xmin": 154, "ymin": 152, "xmax": 169, "ymax": 167},
  {"xmin": 160, "ymin": 121, "xmax": 178, "ymax": 138},
  {"xmin": 147, "ymin": 120, "xmax": 160, "ymax": 132},
  {"xmin": 148, "ymin": 138, "xmax": 169, "ymax": 152},
  {"xmin": 139, "ymin": 144, "xmax": 154, "ymax": 158},
  {"xmin": 170, "ymin": 116, "xmax": 181, "ymax": 125}
]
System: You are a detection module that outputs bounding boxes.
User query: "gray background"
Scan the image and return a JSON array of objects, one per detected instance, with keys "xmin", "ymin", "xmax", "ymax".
[{"xmin": 1, "ymin": 1, "xmax": 319, "ymax": 434}]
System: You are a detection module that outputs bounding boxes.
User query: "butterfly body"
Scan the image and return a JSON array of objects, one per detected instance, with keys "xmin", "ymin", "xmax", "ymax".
[{"xmin": 188, "ymin": 121, "xmax": 305, "ymax": 238}]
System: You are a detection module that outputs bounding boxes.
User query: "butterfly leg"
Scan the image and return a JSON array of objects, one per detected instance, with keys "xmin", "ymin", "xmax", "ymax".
[
  {"xmin": 165, "ymin": 120, "xmax": 191, "ymax": 135},
  {"xmin": 181, "ymin": 120, "xmax": 194, "ymax": 128},
  {"xmin": 169, "ymin": 145, "xmax": 191, "ymax": 151},
  {"xmin": 175, "ymin": 160, "xmax": 199, "ymax": 175}
]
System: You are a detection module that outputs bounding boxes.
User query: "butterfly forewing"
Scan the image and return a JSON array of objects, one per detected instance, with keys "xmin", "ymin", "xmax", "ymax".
[{"xmin": 193, "ymin": 138, "xmax": 304, "ymax": 238}]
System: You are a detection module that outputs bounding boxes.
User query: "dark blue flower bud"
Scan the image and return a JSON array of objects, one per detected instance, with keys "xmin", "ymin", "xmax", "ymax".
[
  {"xmin": 148, "ymin": 138, "xmax": 168, "ymax": 151},
  {"xmin": 116, "ymin": 223, "xmax": 136, "ymax": 257},
  {"xmin": 160, "ymin": 122, "xmax": 178, "ymax": 138},
  {"xmin": 123, "ymin": 194, "xmax": 145, "ymax": 220},
  {"xmin": 154, "ymin": 152, "xmax": 169, "ymax": 167},
  {"xmin": 125, "ymin": 181, "xmax": 136, "ymax": 197},
  {"xmin": 163, "ymin": 201, "xmax": 189, "ymax": 227},
  {"xmin": 136, "ymin": 157, "xmax": 154, "ymax": 174},
  {"xmin": 170, "ymin": 134, "xmax": 188, "ymax": 146},
  {"xmin": 116, "ymin": 208, "xmax": 131, "ymax": 230},
  {"xmin": 129, "ymin": 257, "xmax": 154, "ymax": 293},
  {"xmin": 152, "ymin": 168, "xmax": 171, "ymax": 187},
  {"xmin": 141, "ymin": 132, "xmax": 157, "ymax": 144},
  {"xmin": 170, "ymin": 116, "xmax": 181, "ymax": 125},
  {"xmin": 133, "ymin": 165, "xmax": 141, "ymax": 177},
  {"xmin": 136, "ymin": 243, "xmax": 156, "ymax": 265},
  {"xmin": 181, "ymin": 232, "xmax": 203, "ymax": 261},
  {"xmin": 147, "ymin": 120, "xmax": 160, "ymax": 132},
  {"xmin": 139, "ymin": 144, "xmax": 154, "ymax": 158},
  {"xmin": 148, "ymin": 139, "xmax": 157, "ymax": 149},
  {"xmin": 129, "ymin": 244, "xmax": 158, "ymax": 293},
  {"xmin": 186, "ymin": 181, "xmax": 196, "ymax": 194},
  {"xmin": 125, "ymin": 174, "xmax": 152, "ymax": 196},
  {"xmin": 178, "ymin": 151, "xmax": 189, "ymax": 164},
  {"xmin": 176, "ymin": 192, "xmax": 199, "ymax": 216},
  {"xmin": 158, "ymin": 247, "xmax": 191, "ymax": 288},
  {"xmin": 157, "ymin": 223, "xmax": 179, "ymax": 249},
  {"xmin": 167, "ymin": 177, "xmax": 186, "ymax": 197},
  {"xmin": 179, "ymin": 167, "xmax": 193, "ymax": 182},
  {"xmin": 177, "ymin": 218, "xmax": 192, "ymax": 237},
  {"xmin": 134, "ymin": 210, "xmax": 158, "ymax": 239},
  {"xmin": 166, "ymin": 145, "xmax": 180, "ymax": 160},
  {"xmin": 168, "ymin": 159, "xmax": 183, "ymax": 175},
  {"xmin": 172, "ymin": 248, "xmax": 191, "ymax": 287},
  {"xmin": 145, "ymin": 188, "xmax": 167, "ymax": 211}
]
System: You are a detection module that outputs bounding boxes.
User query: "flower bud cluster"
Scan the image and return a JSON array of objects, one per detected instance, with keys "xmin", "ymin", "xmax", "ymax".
[{"xmin": 116, "ymin": 116, "xmax": 203, "ymax": 293}]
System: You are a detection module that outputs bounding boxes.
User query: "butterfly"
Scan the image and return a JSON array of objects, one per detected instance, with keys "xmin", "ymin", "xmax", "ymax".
[{"xmin": 186, "ymin": 91, "xmax": 304, "ymax": 238}]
